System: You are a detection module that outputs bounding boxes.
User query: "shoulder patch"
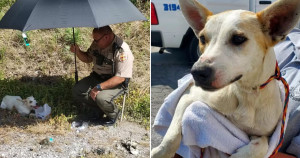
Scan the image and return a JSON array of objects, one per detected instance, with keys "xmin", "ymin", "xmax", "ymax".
[{"xmin": 119, "ymin": 52, "xmax": 127, "ymax": 62}]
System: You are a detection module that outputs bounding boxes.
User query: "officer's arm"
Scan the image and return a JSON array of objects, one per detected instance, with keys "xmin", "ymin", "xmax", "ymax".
[
  {"xmin": 76, "ymin": 50, "xmax": 93, "ymax": 63},
  {"xmin": 70, "ymin": 44, "xmax": 93, "ymax": 63},
  {"xmin": 99, "ymin": 76, "xmax": 125, "ymax": 90}
]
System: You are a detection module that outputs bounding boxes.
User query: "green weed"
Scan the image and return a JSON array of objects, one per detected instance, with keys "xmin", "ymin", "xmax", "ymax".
[
  {"xmin": 143, "ymin": 15, "xmax": 150, "ymax": 29},
  {"xmin": 0, "ymin": 71, "xmax": 4, "ymax": 80},
  {"xmin": 0, "ymin": 48, "xmax": 5, "ymax": 64},
  {"xmin": 0, "ymin": 0, "xmax": 15, "ymax": 10},
  {"xmin": 116, "ymin": 88, "xmax": 150, "ymax": 127},
  {"xmin": 64, "ymin": 28, "xmax": 82, "ymax": 45}
]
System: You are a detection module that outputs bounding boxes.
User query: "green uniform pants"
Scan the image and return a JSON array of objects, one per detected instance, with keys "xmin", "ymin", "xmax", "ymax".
[{"xmin": 72, "ymin": 72, "xmax": 123, "ymax": 119}]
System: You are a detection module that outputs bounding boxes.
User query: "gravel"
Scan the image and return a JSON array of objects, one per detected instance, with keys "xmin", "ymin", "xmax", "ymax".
[{"xmin": 0, "ymin": 117, "xmax": 150, "ymax": 158}]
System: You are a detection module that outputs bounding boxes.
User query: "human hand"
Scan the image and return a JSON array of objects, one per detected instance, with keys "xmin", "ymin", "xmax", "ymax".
[
  {"xmin": 90, "ymin": 87, "xmax": 100, "ymax": 101},
  {"xmin": 70, "ymin": 44, "xmax": 80, "ymax": 54},
  {"xmin": 273, "ymin": 152, "xmax": 296, "ymax": 158}
]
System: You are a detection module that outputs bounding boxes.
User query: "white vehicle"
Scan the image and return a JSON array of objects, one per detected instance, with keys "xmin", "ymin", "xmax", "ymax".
[{"xmin": 151, "ymin": 0, "xmax": 300, "ymax": 61}]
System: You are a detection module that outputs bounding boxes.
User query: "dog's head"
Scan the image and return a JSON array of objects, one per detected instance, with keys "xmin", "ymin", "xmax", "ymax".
[
  {"xmin": 179, "ymin": 0, "xmax": 300, "ymax": 91},
  {"xmin": 23, "ymin": 96, "xmax": 37, "ymax": 108}
]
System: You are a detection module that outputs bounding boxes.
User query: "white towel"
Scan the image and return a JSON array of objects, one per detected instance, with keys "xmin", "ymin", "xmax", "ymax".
[
  {"xmin": 153, "ymin": 74, "xmax": 291, "ymax": 158},
  {"xmin": 35, "ymin": 103, "xmax": 51, "ymax": 120}
]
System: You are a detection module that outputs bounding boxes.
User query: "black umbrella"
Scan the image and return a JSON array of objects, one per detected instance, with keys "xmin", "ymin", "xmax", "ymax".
[{"xmin": 0, "ymin": 0, "xmax": 146, "ymax": 82}]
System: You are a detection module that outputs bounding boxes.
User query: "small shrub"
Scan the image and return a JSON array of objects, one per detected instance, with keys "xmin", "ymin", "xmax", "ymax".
[{"xmin": 63, "ymin": 28, "xmax": 82, "ymax": 45}]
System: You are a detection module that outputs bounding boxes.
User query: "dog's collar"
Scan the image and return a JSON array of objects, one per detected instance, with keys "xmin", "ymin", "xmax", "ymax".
[
  {"xmin": 239, "ymin": 63, "xmax": 283, "ymax": 93},
  {"xmin": 259, "ymin": 61, "xmax": 282, "ymax": 89}
]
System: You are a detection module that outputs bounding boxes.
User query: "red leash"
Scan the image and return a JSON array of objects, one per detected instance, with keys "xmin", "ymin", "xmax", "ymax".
[
  {"xmin": 200, "ymin": 61, "xmax": 290, "ymax": 158},
  {"xmin": 264, "ymin": 62, "xmax": 289, "ymax": 157}
]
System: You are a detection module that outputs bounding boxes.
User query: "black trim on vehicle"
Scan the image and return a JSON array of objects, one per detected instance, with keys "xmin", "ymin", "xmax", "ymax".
[
  {"xmin": 259, "ymin": 1, "xmax": 272, "ymax": 4},
  {"xmin": 180, "ymin": 27, "xmax": 195, "ymax": 48},
  {"xmin": 151, "ymin": 31, "xmax": 163, "ymax": 47}
]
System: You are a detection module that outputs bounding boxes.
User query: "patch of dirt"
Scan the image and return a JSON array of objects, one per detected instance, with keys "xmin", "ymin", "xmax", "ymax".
[{"xmin": 0, "ymin": 109, "xmax": 150, "ymax": 158}]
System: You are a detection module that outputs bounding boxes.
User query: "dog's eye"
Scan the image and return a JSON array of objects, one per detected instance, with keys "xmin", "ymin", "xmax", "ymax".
[
  {"xmin": 231, "ymin": 35, "xmax": 247, "ymax": 46},
  {"xmin": 199, "ymin": 35, "xmax": 206, "ymax": 45}
]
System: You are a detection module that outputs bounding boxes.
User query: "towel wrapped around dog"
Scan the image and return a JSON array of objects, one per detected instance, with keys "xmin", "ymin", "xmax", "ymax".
[{"xmin": 153, "ymin": 74, "xmax": 290, "ymax": 158}]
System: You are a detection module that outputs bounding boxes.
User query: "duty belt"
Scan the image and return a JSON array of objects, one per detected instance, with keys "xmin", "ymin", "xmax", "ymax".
[{"xmin": 91, "ymin": 72, "xmax": 112, "ymax": 81}]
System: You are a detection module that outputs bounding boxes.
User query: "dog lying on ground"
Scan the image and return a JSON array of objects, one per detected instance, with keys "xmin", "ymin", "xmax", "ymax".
[
  {"xmin": 1, "ymin": 95, "xmax": 37, "ymax": 115},
  {"xmin": 151, "ymin": 0, "xmax": 300, "ymax": 157}
]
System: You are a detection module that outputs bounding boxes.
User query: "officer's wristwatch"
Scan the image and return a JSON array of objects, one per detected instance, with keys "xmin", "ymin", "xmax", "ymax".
[{"xmin": 96, "ymin": 84, "xmax": 103, "ymax": 91}]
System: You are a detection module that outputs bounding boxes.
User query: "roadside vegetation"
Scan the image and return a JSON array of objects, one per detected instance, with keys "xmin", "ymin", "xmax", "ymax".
[{"xmin": 0, "ymin": 0, "xmax": 150, "ymax": 128}]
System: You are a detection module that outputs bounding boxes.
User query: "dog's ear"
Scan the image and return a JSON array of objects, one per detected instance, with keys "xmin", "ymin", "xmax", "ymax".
[
  {"xmin": 257, "ymin": 0, "xmax": 300, "ymax": 44},
  {"xmin": 179, "ymin": 0, "xmax": 213, "ymax": 35}
]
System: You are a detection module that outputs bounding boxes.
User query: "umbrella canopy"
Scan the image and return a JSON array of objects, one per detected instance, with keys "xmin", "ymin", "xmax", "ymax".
[{"xmin": 0, "ymin": 0, "xmax": 146, "ymax": 31}]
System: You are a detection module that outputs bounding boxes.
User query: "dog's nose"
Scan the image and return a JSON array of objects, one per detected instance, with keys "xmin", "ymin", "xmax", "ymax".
[
  {"xmin": 191, "ymin": 65, "xmax": 213, "ymax": 83},
  {"xmin": 191, "ymin": 63, "xmax": 215, "ymax": 90}
]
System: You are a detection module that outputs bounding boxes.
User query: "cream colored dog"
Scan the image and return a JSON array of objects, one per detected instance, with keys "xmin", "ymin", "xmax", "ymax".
[
  {"xmin": 1, "ymin": 95, "xmax": 37, "ymax": 115},
  {"xmin": 151, "ymin": 0, "xmax": 300, "ymax": 157}
]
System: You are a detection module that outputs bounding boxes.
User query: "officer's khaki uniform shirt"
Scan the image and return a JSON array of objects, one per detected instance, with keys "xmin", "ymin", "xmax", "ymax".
[{"xmin": 87, "ymin": 35, "xmax": 134, "ymax": 78}]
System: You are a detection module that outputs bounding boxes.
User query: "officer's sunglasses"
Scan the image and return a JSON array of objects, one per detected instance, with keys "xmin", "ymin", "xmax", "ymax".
[{"xmin": 93, "ymin": 34, "xmax": 107, "ymax": 43}]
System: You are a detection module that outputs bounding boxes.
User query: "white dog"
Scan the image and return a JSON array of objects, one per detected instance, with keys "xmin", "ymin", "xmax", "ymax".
[
  {"xmin": 151, "ymin": 0, "xmax": 300, "ymax": 157},
  {"xmin": 1, "ymin": 95, "xmax": 37, "ymax": 115}
]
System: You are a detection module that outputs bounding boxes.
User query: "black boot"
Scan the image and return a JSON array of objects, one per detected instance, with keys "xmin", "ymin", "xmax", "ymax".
[
  {"xmin": 76, "ymin": 107, "xmax": 105, "ymax": 122},
  {"xmin": 102, "ymin": 110, "xmax": 120, "ymax": 126}
]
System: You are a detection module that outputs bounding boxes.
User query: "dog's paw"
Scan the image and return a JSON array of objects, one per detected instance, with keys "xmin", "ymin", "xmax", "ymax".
[
  {"xmin": 151, "ymin": 146, "xmax": 165, "ymax": 158},
  {"xmin": 249, "ymin": 136, "xmax": 268, "ymax": 150},
  {"xmin": 151, "ymin": 146, "xmax": 162, "ymax": 158},
  {"xmin": 151, "ymin": 145, "xmax": 174, "ymax": 158},
  {"xmin": 229, "ymin": 136, "xmax": 268, "ymax": 158}
]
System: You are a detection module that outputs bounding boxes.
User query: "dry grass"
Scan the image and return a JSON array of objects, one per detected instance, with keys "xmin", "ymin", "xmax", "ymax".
[
  {"xmin": 0, "ymin": 109, "xmax": 69, "ymax": 135},
  {"xmin": 25, "ymin": 114, "xmax": 71, "ymax": 135}
]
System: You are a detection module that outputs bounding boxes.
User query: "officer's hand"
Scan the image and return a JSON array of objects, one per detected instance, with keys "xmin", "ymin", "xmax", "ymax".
[
  {"xmin": 90, "ymin": 87, "xmax": 100, "ymax": 101},
  {"xmin": 70, "ymin": 44, "xmax": 80, "ymax": 54}
]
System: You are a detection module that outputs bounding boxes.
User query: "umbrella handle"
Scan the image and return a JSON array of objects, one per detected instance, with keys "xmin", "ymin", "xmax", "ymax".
[{"xmin": 73, "ymin": 27, "xmax": 79, "ymax": 83}]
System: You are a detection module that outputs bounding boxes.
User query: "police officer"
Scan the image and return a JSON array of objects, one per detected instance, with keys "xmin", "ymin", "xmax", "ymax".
[{"xmin": 70, "ymin": 26, "xmax": 134, "ymax": 125}]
